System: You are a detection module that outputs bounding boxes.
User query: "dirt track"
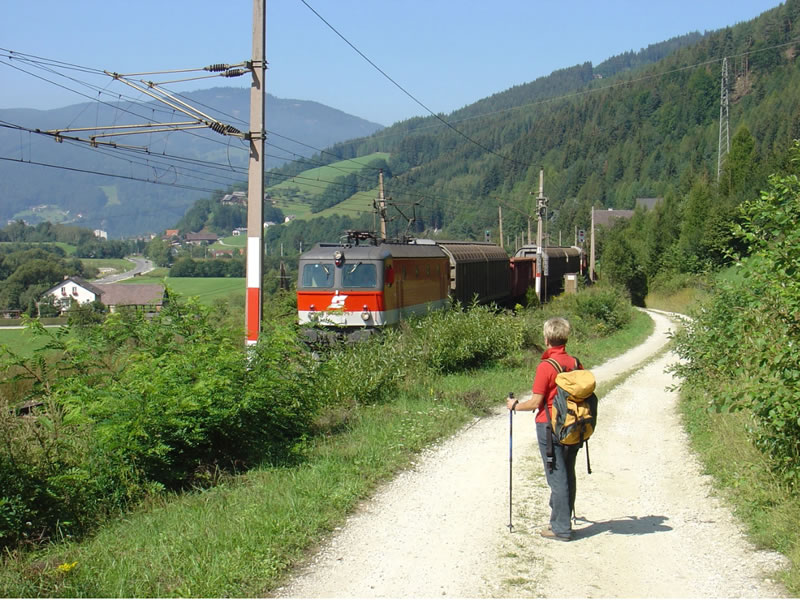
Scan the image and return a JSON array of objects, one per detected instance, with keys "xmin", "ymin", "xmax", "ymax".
[{"xmin": 274, "ymin": 310, "xmax": 788, "ymax": 598}]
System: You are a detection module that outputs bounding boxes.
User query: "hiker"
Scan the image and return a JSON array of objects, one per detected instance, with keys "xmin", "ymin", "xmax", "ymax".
[{"xmin": 506, "ymin": 316, "xmax": 581, "ymax": 541}]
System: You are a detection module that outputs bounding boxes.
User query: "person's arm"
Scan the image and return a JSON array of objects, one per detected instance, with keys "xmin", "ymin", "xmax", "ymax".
[{"xmin": 507, "ymin": 392, "xmax": 544, "ymax": 411}]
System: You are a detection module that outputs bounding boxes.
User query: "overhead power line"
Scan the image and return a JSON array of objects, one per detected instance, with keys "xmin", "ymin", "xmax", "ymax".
[
  {"xmin": 0, "ymin": 156, "xmax": 221, "ymax": 194},
  {"xmin": 298, "ymin": 0, "xmax": 535, "ymax": 170}
]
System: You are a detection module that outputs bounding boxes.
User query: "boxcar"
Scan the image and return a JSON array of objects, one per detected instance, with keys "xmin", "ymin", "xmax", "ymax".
[{"xmin": 436, "ymin": 241, "xmax": 511, "ymax": 307}]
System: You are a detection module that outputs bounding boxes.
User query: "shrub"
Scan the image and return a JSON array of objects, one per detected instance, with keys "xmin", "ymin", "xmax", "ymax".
[
  {"xmin": 312, "ymin": 329, "xmax": 405, "ymax": 414},
  {"xmin": 401, "ymin": 304, "xmax": 523, "ymax": 374},
  {"xmin": 0, "ymin": 292, "xmax": 319, "ymax": 549},
  {"xmin": 0, "ymin": 395, "xmax": 145, "ymax": 549},
  {"xmin": 547, "ymin": 284, "xmax": 632, "ymax": 336},
  {"xmin": 672, "ymin": 142, "xmax": 800, "ymax": 486}
]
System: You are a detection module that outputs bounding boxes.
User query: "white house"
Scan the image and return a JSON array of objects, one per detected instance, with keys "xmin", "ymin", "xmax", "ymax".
[
  {"xmin": 41, "ymin": 277, "xmax": 165, "ymax": 314},
  {"xmin": 44, "ymin": 277, "xmax": 103, "ymax": 309}
]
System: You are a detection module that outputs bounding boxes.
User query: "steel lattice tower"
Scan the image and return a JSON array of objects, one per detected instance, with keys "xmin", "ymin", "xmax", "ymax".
[{"xmin": 717, "ymin": 57, "xmax": 730, "ymax": 182}]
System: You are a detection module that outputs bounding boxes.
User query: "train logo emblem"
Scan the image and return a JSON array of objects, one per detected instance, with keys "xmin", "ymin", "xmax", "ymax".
[{"xmin": 328, "ymin": 294, "xmax": 348, "ymax": 310}]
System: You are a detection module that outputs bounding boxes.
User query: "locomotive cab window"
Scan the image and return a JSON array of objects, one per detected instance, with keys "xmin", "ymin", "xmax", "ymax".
[
  {"xmin": 301, "ymin": 263, "xmax": 334, "ymax": 288},
  {"xmin": 342, "ymin": 262, "xmax": 377, "ymax": 289}
]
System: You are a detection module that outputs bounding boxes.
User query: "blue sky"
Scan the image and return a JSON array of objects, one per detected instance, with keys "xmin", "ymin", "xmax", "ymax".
[{"xmin": 0, "ymin": 0, "xmax": 783, "ymax": 126}]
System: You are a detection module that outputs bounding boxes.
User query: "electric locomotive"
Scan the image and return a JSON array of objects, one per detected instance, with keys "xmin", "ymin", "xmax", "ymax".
[
  {"xmin": 297, "ymin": 232, "xmax": 450, "ymax": 330},
  {"xmin": 296, "ymin": 231, "xmax": 513, "ymax": 333}
]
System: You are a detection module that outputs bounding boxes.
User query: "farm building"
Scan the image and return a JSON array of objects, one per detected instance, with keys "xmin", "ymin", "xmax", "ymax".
[{"xmin": 41, "ymin": 277, "xmax": 165, "ymax": 314}]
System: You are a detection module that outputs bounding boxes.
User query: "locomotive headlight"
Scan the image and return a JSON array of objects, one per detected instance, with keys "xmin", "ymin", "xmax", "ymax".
[
  {"xmin": 334, "ymin": 250, "xmax": 344, "ymax": 267},
  {"xmin": 361, "ymin": 305, "xmax": 370, "ymax": 321}
]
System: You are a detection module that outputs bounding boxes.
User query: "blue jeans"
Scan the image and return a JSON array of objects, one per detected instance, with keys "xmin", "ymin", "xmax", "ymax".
[{"xmin": 536, "ymin": 421, "xmax": 579, "ymax": 536}]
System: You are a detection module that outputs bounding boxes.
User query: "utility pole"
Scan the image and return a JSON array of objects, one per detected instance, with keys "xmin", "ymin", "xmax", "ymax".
[
  {"xmin": 589, "ymin": 206, "xmax": 596, "ymax": 282},
  {"xmin": 245, "ymin": 0, "xmax": 266, "ymax": 347},
  {"xmin": 377, "ymin": 169, "xmax": 388, "ymax": 240},
  {"xmin": 498, "ymin": 205, "xmax": 504, "ymax": 249},
  {"xmin": 534, "ymin": 168, "xmax": 547, "ymax": 301}
]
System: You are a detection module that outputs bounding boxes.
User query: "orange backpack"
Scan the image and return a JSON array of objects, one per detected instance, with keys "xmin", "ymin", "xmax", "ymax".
[{"xmin": 544, "ymin": 358, "xmax": 598, "ymax": 473}]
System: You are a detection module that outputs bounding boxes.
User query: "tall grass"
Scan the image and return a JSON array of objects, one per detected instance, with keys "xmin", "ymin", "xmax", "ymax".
[{"xmin": 680, "ymin": 389, "xmax": 800, "ymax": 594}]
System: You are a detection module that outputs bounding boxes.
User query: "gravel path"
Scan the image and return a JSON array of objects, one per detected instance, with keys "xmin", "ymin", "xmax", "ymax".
[{"xmin": 273, "ymin": 310, "xmax": 788, "ymax": 598}]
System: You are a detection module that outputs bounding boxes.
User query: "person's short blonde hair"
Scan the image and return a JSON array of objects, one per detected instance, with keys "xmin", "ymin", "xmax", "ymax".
[{"xmin": 543, "ymin": 317, "xmax": 571, "ymax": 346}]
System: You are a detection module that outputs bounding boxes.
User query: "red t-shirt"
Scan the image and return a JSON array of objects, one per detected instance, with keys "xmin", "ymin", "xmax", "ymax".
[{"xmin": 532, "ymin": 345, "xmax": 581, "ymax": 423}]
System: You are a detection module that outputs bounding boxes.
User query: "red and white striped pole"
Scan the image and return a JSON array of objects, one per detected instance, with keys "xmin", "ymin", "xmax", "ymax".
[{"xmin": 245, "ymin": 0, "xmax": 266, "ymax": 346}]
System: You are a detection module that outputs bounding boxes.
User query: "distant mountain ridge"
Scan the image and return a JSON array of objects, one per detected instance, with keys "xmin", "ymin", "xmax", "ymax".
[{"xmin": 0, "ymin": 89, "xmax": 383, "ymax": 237}]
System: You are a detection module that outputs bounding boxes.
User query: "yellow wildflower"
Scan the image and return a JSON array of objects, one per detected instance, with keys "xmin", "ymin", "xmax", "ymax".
[{"xmin": 56, "ymin": 561, "xmax": 78, "ymax": 573}]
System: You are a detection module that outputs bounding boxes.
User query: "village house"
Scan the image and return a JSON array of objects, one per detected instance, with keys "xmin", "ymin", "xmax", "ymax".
[
  {"xmin": 41, "ymin": 276, "xmax": 165, "ymax": 314},
  {"xmin": 221, "ymin": 191, "xmax": 247, "ymax": 206},
  {"xmin": 184, "ymin": 231, "xmax": 219, "ymax": 245},
  {"xmin": 209, "ymin": 248, "xmax": 234, "ymax": 258}
]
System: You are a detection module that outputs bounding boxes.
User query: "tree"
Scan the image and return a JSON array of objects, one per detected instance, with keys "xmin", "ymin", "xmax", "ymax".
[
  {"xmin": 169, "ymin": 257, "xmax": 197, "ymax": 277},
  {"xmin": 67, "ymin": 299, "xmax": 106, "ymax": 327},
  {"xmin": 598, "ymin": 232, "xmax": 648, "ymax": 306},
  {"xmin": 678, "ymin": 177, "xmax": 713, "ymax": 270},
  {"xmin": 719, "ymin": 127, "xmax": 760, "ymax": 207},
  {"xmin": 145, "ymin": 238, "xmax": 172, "ymax": 267}
]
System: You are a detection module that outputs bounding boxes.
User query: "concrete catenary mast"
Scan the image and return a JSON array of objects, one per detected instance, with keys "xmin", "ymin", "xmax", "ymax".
[{"xmin": 535, "ymin": 168, "xmax": 548, "ymax": 301}]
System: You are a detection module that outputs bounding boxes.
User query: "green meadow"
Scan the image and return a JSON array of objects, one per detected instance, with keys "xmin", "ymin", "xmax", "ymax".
[
  {"xmin": 0, "ymin": 326, "xmax": 58, "ymax": 355},
  {"xmin": 268, "ymin": 152, "xmax": 388, "ymax": 220},
  {"xmin": 120, "ymin": 275, "xmax": 245, "ymax": 305}
]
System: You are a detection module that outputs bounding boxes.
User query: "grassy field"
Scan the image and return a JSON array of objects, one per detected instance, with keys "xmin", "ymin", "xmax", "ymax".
[
  {"xmin": 0, "ymin": 326, "xmax": 61, "ymax": 356},
  {"xmin": 0, "ymin": 308, "xmax": 653, "ymax": 597},
  {"xmin": 82, "ymin": 257, "xmax": 135, "ymax": 276},
  {"xmin": 314, "ymin": 188, "xmax": 377, "ymax": 219},
  {"xmin": 120, "ymin": 275, "xmax": 246, "ymax": 305},
  {"xmin": 213, "ymin": 235, "xmax": 247, "ymax": 249},
  {"xmin": 268, "ymin": 152, "xmax": 389, "ymax": 220},
  {"xmin": 100, "ymin": 185, "xmax": 121, "ymax": 207}
]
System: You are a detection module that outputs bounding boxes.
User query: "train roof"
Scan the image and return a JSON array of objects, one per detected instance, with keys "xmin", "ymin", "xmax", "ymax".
[
  {"xmin": 300, "ymin": 241, "xmax": 447, "ymax": 261},
  {"xmin": 436, "ymin": 241, "xmax": 509, "ymax": 264},
  {"xmin": 514, "ymin": 245, "xmax": 582, "ymax": 259}
]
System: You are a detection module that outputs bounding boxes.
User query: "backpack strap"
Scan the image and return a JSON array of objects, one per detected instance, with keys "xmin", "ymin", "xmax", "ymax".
[
  {"xmin": 544, "ymin": 357, "xmax": 562, "ymax": 373},
  {"xmin": 544, "ymin": 357, "xmax": 580, "ymax": 373},
  {"xmin": 542, "ymin": 358, "xmax": 561, "ymax": 473}
]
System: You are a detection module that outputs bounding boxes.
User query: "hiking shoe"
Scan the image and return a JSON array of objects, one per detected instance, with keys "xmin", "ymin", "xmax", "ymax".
[{"xmin": 539, "ymin": 528, "xmax": 571, "ymax": 542}]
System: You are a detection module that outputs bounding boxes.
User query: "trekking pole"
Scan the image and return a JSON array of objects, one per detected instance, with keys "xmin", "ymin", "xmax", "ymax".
[{"xmin": 507, "ymin": 392, "xmax": 515, "ymax": 532}]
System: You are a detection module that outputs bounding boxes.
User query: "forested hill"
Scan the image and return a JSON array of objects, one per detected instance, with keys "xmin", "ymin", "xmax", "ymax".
[
  {"xmin": 449, "ymin": 31, "xmax": 705, "ymax": 121},
  {"xmin": 264, "ymin": 0, "xmax": 796, "ymax": 280}
]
